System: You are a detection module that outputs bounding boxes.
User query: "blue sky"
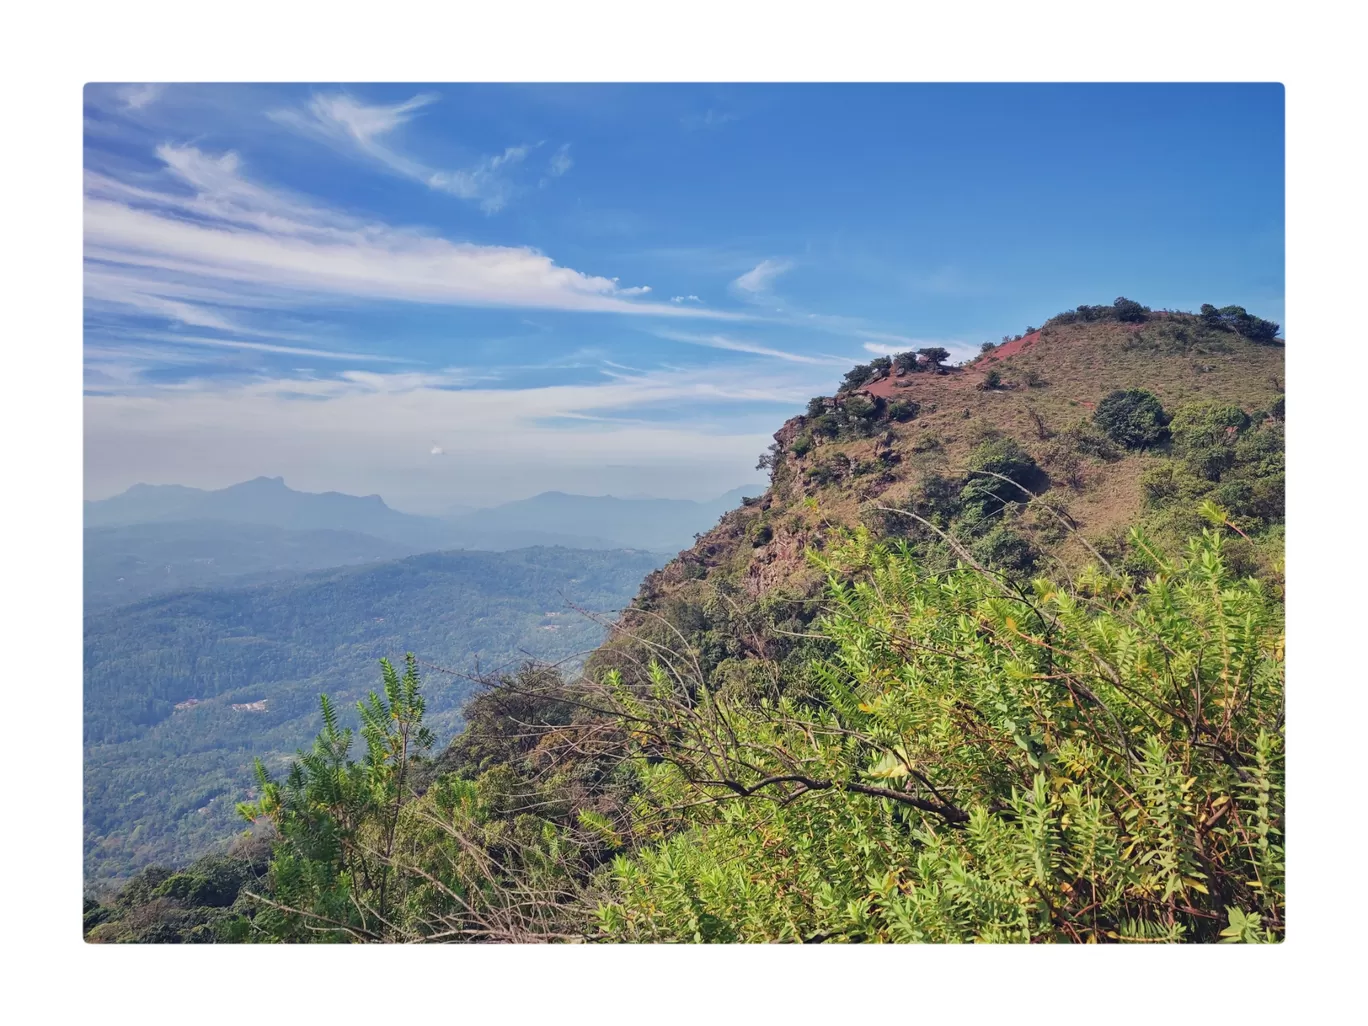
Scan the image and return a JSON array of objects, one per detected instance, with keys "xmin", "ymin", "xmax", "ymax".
[{"xmin": 83, "ymin": 83, "xmax": 1284, "ymax": 512}]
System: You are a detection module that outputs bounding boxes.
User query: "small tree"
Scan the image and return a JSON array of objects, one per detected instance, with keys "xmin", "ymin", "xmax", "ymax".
[
  {"xmin": 1093, "ymin": 388, "xmax": 1170, "ymax": 449},
  {"xmin": 839, "ymin": 362, "xmax": 874, "ymax": 392},
  {"xmin": 1112, "ymin": 296, "xmax": 1150, "ymax": 323},
  {"xmin": 893, "ymin": 351, "xmax": 920, "ymax": 374},
  {"xmin": 917, "ymin": 346, "xmax": 951, "ymax": 372}
]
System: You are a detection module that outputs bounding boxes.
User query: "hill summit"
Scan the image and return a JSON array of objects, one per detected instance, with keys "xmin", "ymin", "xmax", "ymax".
[{"xmin": 607, "ymin": 298, "xmax": 1284, "ymax": 636}]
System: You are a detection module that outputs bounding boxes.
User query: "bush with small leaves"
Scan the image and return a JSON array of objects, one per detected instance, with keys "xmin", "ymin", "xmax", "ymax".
[
  {"xmin": 1112, "ymin": 296, "xmax": 1150, "ymax": 323},
  {"xmin": 1170, "ymin": 402, "xmax": 1251, "ymax": 481},
  {"xmin": 1093, "ymin": 388, "xmax": 1170, "ymax": 449},
  {"xmin": 886, "ymin": 398, "xmax": 919, "ymax": 422},
  {"xmin": 843, "ymin": 393, "xmax": 877, "ymax": 420},
  {"xmin": 961, "ymin": 437, "xmax": 1045, "ymax": 515}
]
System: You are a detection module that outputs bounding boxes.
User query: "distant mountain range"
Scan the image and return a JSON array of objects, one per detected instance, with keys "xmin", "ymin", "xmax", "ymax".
[
  {"xmin": 84, "ymin": 478, "xmax": 752, "ymax": 605},
  {"xmin": 446, "ymin": 487, "xmax": 752, "ymax": 552}
]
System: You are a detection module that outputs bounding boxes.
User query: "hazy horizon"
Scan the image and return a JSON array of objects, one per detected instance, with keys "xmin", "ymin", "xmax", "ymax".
[{"xmin": 83, "ymin": 473, "xmax": 758, "ymax": 516}]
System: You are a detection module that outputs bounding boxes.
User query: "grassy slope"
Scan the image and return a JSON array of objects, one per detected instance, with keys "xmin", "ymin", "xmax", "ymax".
[{"xmin": 610, "ymin": 315, "xmax": 1284, "ymax": 634}]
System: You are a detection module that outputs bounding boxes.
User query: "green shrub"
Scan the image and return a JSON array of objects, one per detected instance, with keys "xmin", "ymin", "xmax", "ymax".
[
  {"xmin": 598, "ymin": 528, "xmax": 1284, "ymax": 943},
  {"xmin": 1200, "ymin": 304, "xmax": 1281, "ymax": 344},
  {"xmin": 790, "ymin": 433, "xmax": 814, "ymax": 458},
  {"xmin": 809, "ymin": 413, "xmax": 839, "ymax": 439},
  {"xmin": 961, "ymin": 437, "xmax": 1045, "ymax": 515},
  {"xmin": 886, "ymin": 398, "xmax": 919, "ymax": 422},
  {"xmin": 843, "ymin": 393, "xmax": 877, "ymax": 420},
  {"xmin": 1093, "ymin": 389, "xmax": 1171, "ymax": 449}
]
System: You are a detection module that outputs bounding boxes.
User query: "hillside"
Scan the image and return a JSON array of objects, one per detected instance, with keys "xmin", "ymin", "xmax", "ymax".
[
  {"xmin": 609, "ymin": 305, "xmax": 1284, "ymax": 648},
  {"xmin": 84, "ymin": 521, "xmax": 418, "ymax": 608},
  {"xmin": 84, "ymin": 545, "xmax": 665, "ymax": 886},
  {"xmin": 88, "ymin": 299, "xmax": 1286, "ymax": 944}
]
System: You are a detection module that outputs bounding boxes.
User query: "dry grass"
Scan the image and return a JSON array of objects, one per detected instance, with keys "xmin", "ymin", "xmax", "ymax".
[{"xmin": 629, "ymin": 316, "xmax": 1284, "ymax": 608}]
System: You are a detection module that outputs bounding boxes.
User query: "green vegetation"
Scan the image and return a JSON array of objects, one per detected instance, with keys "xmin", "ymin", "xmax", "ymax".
[
  {"xmin": 600, "ymin": 527, "xmax": 1283, "ymax": 942},
  {"xmin": 1046, "ymin": 296, "xmax": 1153, "ymax": 326},
  {"xmin": 87, "ymin": 298, "xmax": 1286, "ymax": 944},
  {"xmin": 100, "ymin": 515, "xmax": 1280, "ymax": 943},
  {"xmin": 1094, "ymin": 388, "xmax": 1171, "ymax": 449},
  {"xmin": 84, "ymin": 546, "xmax": 663, "ymax": 887},
  {"xmin": 84, "ymin": 835, "xmax": 272, "ymax": 943},
  {"xmin": 1200, "ymin": 304, "xmax": 1281, "ymax": 344}
]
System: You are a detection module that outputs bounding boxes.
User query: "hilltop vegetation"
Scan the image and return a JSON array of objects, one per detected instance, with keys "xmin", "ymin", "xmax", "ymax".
[{"xmin": 88, "ymin": 300, "xmax": 1285, "ymax": 943}]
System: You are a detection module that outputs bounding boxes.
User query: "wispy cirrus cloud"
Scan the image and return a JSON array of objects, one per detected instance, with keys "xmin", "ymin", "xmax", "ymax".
[
  {"xmin": 547, "ymin": 143, "xmax": 573, "ymax": 178},
  {"xmin": 83, "ymin": 144, "xmax": 740, "ymax": 324},
  {"xmin": 731, "ymin": 258, "xmax": 794, "ymax": 297},
  {"xmin": 115, "ymin": 83, "xmax": 163, "ymax": 111},
  {"xmin": 861, "ymin": 338, "xmax": 978, "ymax": 361},
  {"xmin": 656, "ymin": 330, "xmax": 849, "ymax": 366},
  {"xmin": 270, "ymin": 91, "xmax": 553, "ymax": 213}
]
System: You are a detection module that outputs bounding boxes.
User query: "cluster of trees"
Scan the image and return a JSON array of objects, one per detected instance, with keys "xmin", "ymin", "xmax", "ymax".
[
  {"xmin": 1200, "ymin": 304, "xmax": 1281, "ymax": 344},
  {"xmin": 866, "ymin": 432, "xmax": 1049, "ymax": 575},
  {"xmin": 1049, "ymin": 297, "xmax": 1152, "ymax": 326},
  {"xmin": 836, "ymin": 347, "xmax": 951, "ymax": 393},
  {"xmin": 1141, "ymin": 399, "xmax": 1285, "ymax": 539},
  {"xmin": 1046, "ymin": 297, "xmax": 1281, "ymax": 345}
]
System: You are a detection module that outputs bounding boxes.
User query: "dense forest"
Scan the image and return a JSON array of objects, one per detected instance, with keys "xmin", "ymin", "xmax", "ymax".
[
  {"xmin": 87, "ymin": 300, "xmax": 1285, "ymax": 943},
  {"xmin": 84, "ymin": 546, "xmax": 665, "ymax": 886}
]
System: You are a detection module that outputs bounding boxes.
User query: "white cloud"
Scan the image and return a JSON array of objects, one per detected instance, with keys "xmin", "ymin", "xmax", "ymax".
[
  {"xmin": 671, "ymin": 295, "xmax": 702, "ymax": 303},
  {"xmin": 84, "ymin": 145, "xmax": 740, "ymax": 321},
  {"xmin": 862, "ymin": 338, "xmax": 978, "ymax": 360},
  {"xmin": 116, "ymin": 83, "xmax": 163, "ymax": 111},
  {"xmin": 732, "ymin": 258, "xmax": 793, "ymax": 296},
  {"xmin": 658, "ymin": 330, "xmax": 849, "ymax": 366},
  {"xmin": 548, "ymin": 143, "xmax": 573, "ymax": 178},
  {"xmin": 271, "ymin": 92, "xmax": 538, "ymax": 213}
]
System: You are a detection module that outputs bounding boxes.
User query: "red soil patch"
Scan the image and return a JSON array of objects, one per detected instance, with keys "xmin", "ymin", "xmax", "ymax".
[
  {"xmin": 979, "ymin": 329, "xmax": 1042, "ymax": 366},
  {"xmin": 857, "ymin": 372, "xmax": 919, "ymax": 399}
]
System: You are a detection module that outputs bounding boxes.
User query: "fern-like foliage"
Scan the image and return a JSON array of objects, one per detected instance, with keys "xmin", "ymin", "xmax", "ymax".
[{"xmin": 597, "ymin": 525, "xmax": 1284, "ymax": 943}]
